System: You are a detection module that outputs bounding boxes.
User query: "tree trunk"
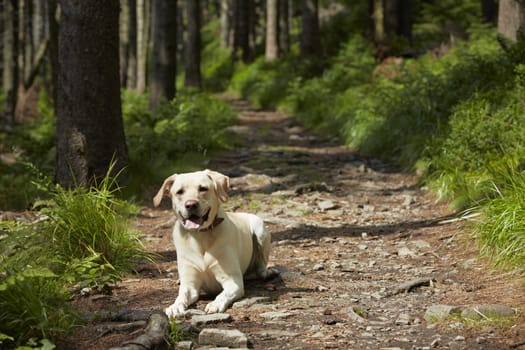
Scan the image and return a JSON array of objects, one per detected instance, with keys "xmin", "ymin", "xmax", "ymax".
[
  {"xmin": 185, "ymin": 0, "xmax": 202, "ymax": 89},
  {"xmin": 2, "ymin": 0, "xmax": 19, "ymax": 127},
  {"xmin": 482, "ymin": 0, "xmax": 498, "ymax": 24},
  {"xmin": 149, "ymin": 0, "xmax": 177, "ymax": 110},
  {"xmin": 233, "ymin": 0, "xmax": 252, "ymax": 61},
  {"xmin": 498, "ymin": 0, "xmax": 525, "ymax": 41},
  {"xmin": 279, "ymin": 0, "xmax": 289, "ymax": 54},
  {"xmin": 372, "ymin": 0, "xmax": 384, "ymax": 44},
  {"xmin": 56, "ymin": 0, "xmax": 128, "ymax": 188},
  {"xmin": 120, "ymin": 0, "xmax": 131, "ymax": 88},
  {"xmin": 219, "ymin": 0, "xmax": 230, "ymax": 47},
  {"xmin": 136, "ymin": 0, "xmax": 150, "ymax": 93},
  {"xmin": 300, "ymin": 0, "xmax": 320, "ymax": 58},
  {"xmin": 265, "ymin": 0, "xmax": 279, "ymax": 61},
  {"xmin": 127, "ymin": 0, "xmax": 138, "ymax": 89},
  {"xmin": 47, "ymin": 0, "xmax": 59, "ymax": 107}
]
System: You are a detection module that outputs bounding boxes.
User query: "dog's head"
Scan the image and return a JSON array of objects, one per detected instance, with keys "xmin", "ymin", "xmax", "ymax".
[{"xmin": 153, "ymin": 170, "xmax": 230, "ymax": 231}]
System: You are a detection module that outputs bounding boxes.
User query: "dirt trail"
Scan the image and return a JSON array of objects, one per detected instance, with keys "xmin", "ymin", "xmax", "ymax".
[{"xmin": 65, "ymin": 99, "xmax": 525, "ymax": 350}]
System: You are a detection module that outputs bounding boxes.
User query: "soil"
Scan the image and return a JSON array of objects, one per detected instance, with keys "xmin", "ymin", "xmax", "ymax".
[{"xmin": 58, "ymin": 98, "xmax": 525, "ymax": 350}]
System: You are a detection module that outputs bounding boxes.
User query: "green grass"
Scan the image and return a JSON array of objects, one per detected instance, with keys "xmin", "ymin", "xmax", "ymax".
[
  {"xmin": 474, "ymin": 160, "xmax": 525, "ymax": 274},
  {"xmin": 0, "ymin": 166, "xmax": 149, "ymax": 347}
]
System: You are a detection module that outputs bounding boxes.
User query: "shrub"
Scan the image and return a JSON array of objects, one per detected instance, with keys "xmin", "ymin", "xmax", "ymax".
[
  {"xmin": 123, "ymin": 90, "xmax": 237, "ymax": 196},
  {"xmin": 474, "ymin": 159, "xmax": 525, "ymax": 273}
]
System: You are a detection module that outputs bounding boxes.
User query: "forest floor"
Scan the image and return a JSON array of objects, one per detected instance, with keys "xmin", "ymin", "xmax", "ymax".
[{"xmin": 61, "ymin": 97, "xmax": 525, "ymax": 350}]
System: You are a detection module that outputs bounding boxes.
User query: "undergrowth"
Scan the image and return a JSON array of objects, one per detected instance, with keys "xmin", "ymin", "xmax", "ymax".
[{"xmin": 0, "ymin": 167, "xmax": 148, "ymax": 348}]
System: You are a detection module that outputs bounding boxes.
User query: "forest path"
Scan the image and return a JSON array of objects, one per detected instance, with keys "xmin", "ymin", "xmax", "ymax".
[{"xmin": 68, "ymin": 98, "xmax": 524, "ymax": 350}]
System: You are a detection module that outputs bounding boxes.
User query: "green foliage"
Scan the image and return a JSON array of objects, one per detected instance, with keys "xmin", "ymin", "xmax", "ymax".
[
  {"xmin": 201, "ymin": 20, "xmax": 235, "ymax": 92},
  {"xmin": 228, "ymin": 52, "xmax": 304, "ymax": 109},
  {"xmin": 474, "ymin": 159, "xmax": 525, "ymax": 274},
  {"xmin": 35, "ymin": 164, "xmax": 148, "ymax": 276},
  {"xmin": 283, "ymin": 35, "xmax": 375, "ymax": 135},
  {"xmin": 123, "ymin": 90, "xmax": 237, "ymax": 196},
  {"xmin": 0, "ymin": 91, "xmax": 56, "ymax": 210},
  {"xmin": 0, "ymin": 223, "xmax": 76, "ymax": 348},
  {"xmin": 0, "ymin": 167, "xmax": 149, "ymax": 346},
  {"xmin": 413, "ymin": 0, "xmax": 484, "ymax": 48}
]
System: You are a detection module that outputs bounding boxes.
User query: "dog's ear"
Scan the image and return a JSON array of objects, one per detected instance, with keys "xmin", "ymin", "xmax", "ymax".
[
  {"xmin": 205, "ymin": 170, "xmax": 230, "ymax": 203},
  {"xmin": 153, "ymin": 174, "xmax": 177, "ymax": 207}
]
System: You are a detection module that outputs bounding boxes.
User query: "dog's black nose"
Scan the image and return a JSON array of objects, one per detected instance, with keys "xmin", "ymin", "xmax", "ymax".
[{"xmin": 185, "ymin": 200, "xmax": 199, "ymax": 210}]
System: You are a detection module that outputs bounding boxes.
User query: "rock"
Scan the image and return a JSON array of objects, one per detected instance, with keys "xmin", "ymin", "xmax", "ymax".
[
  {"xmin": 232, "ymin": 296, "xmax": 271, "ymax": 309},
  {"xmin": 312, "ymin": 263, "xmax": 324, "ymax": 271},
  {"xmin": 409, "ymin": 239, "xmax": 431, "ymax": 250},
  {"xmin": 198, "ymin": 328, "xmax": 248, "ymax": 348},
  {"xmin": 260, "ymin": 311, "xmax": 293, "ymax": 320},
  {"xmin": 175, "ymin": 340, "xmax": 193, "ymax": 349},
  {"xmin": 424, "ymin": 305, "xmax": 463, "ymax": 322},
  {"xmin": 461, "ymin": 304, "xmax": 516, "ymax": 320},
  {"xmin": 397, "ymin": 246, "xmax": 415, "ymax": 257},
  {"xmin": 191, "ymin": 313, "xmax": 232, "ymax": 327},
  {"xmin": 318, "ymin": 200, "xmax": 337, "ymax": 211},
  {"xmin": 395, "ymin": 313, "xmax": 411, "ymax": 325}
]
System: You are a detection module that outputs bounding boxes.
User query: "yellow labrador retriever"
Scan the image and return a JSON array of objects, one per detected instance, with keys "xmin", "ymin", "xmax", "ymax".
[{"xmin": 153, "ymin": 170, "xmax": 273, "ymax": 318}]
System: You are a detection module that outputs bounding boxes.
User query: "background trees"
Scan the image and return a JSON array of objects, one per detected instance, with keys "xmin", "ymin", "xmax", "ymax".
[{"xmin": 1, "ymin": 0, "xmax": 525, "ymax": 188}]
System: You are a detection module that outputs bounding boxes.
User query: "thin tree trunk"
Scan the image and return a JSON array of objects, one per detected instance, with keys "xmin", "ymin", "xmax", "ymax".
[
  {"xmin": 136, "ymin": 0, "xmax": 150, "ymax": 93},
  {"xmin": 127, "ymin": 0, "xmax": 138, "ymax": 89},
  {"xmin": 300, "ymin": 0, "xmax": 320, "ymax": 58},
  {"xmin": 120, "ymin": 0, "xmax": 131, "ymax": 88},
  {"xmin": 185, "ymin": 0, "xmax": 202, "ymax": 89},
  {"xmin": 372, "ymin": 0, "xmax": 385, "ymax": 44},
  {"xmin": 498, "ymin": 0, "xmax": 525, "ymax": 41},
  {"xmin": 2, "ymin": 0, "xmax": 19, "ymax": 127},
  {"xmin": 47, "ymin": 0, "xmax": 59, "ymax": 107},
  {"xmin": 265, "ymin": 0, "xmax": 279, "ymax": 61},
  {"xmin": 56, "ymin": 0, "xmax": 128, "ymax": 188},
  {"xmin": 149, "ymin": 0, "xmax": 177, "ymax": 110},
  {"xmin": 220, "ymin": 0, "xmax": 230, "ymax": 48},
  {"xmin": 279, "ymin": 0, "xmax": 289, "ymax": 54},
  {"xmin": 234, "ymin": 0, "xmax": 252, "ymax": 61}
]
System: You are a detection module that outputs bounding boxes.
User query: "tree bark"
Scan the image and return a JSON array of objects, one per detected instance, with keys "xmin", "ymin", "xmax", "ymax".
[
  {"xmin": 149, "ymin": 0, "xmax": 177, "ymax": 110},
  {"xmin": 233, "ymin": 0, "xmax": 252, "ymax": 62},
  {"xmin": 482, "ymin": 0, "xmax": 498, "ymax": 24},
  {"xmin": 56, "ymin": 0, "xmax": 128, "ymax": 188},
  {"xmin": 219, "ymin": 0, "xmax": 230, "ymax": 47},
  {"xmin": 185, "ymin": 0, "xmax": 202, "ymax": 89},
  {"xmin": 136, "ymin": 0, "xmax": 150, "ymax": 93},
  {"xmin": 300, "ymin": 0, "xmax": 320, "ymax": 59},
  {"xmin": 279, "ymin": 0, "xmax": 290, "ymax": 55},
  {"xmin": 265, "ymin": 0, "xmax": 279, "ymax": 61},
  {"xmin": 47, "ymin": 0, "xmax": 59, "ymax": 107},
  {"xmin": 119, "ymin": 0, "xmax": 131, "ymax": 88},
  {"xmin": 2, "ymin": 0, "xmax": 19, "ymax": 127},
  {"xmin": 498, "ymin": 0, "xmax": 525, "ymax": 41}
]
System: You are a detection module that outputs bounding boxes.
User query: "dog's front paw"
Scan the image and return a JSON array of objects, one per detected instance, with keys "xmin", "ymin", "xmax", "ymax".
[
  {"xmin": 165, "ymin": 303, "xmax": 187, "ymax": 319},
  {"xmin": 205, "ymin": 300, "xmax": 227, "ymax": 314}
]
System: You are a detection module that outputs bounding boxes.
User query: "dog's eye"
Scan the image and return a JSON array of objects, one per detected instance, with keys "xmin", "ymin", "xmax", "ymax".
[
  {"xmin": 198, "ymin": 186, "xmax": 208, "ymax": 193},
  {"xmin": 176, "ymin": 189, "xmax": 184, "ymax": 195}
]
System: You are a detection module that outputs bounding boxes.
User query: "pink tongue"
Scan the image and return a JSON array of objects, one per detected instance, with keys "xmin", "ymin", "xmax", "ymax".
[{"xmin": 184, "ymin": 217, "xmax": 202, "ymax": 229}]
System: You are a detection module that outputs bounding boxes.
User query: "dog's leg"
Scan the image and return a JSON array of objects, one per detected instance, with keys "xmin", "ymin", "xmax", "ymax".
[
  {"xmin": 251, "ymin": 219, "xmax": 279, "ymax": 280},
  {"xmin": 204, "ymin": 276, "xmax": 244, "ymax": 314},
  {"xmin": 165, "ymin": 283, "xmax": 200, "ymax": 318}
]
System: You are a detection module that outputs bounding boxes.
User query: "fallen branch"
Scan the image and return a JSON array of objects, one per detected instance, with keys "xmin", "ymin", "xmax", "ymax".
[
  {"xmin": 107, "ymin": 312, "xmax": 170, "ymax": 350},
  {"xmin": 388, "ymin": 277, "xmax": 435, "ymax": 296}
]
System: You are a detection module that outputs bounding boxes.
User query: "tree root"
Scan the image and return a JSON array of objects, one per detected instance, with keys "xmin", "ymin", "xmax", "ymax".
[{"xmin": 106, "ymin": 311, "xmax": 171, "ymax": 350}]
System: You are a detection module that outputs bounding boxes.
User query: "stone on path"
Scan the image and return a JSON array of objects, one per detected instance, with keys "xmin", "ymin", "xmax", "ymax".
[
  {"xmin": 424, "ymin": 305, "xmax": 462, "ymax": 322},
  {"xmin": 198, "ymin": 328, "xmax": 248, "ymax": 348},
  {"xmin": 259, "ymin": 311, "xmax": 293, "ymax": 320},
  {"xmin": 461, "ymin": 304, "xmax": 516, "ymax": 320},
  {"xmin": 191, "ymin": 313, "xmax": 232, "ymax": 327}
]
